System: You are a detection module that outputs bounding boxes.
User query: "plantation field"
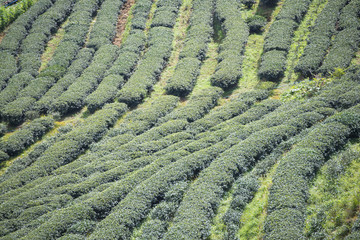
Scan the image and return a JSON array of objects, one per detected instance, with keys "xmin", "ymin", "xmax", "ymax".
[{"xmin": 0, "ymin": 0, "xmax": 359, "ymax": 239}]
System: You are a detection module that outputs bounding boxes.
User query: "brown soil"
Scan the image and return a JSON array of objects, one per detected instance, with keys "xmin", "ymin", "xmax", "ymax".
[{"xmin": 113, "ymin": 0, "xmax": 136, "ymax": 47}]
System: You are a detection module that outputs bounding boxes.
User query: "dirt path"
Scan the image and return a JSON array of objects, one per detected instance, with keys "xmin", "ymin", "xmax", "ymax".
[{"xmin": 113, "ymin": 0, "xmax": 136, "ymax": 46}]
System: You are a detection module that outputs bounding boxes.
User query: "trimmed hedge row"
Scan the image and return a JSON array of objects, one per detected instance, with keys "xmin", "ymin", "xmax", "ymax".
[
  {"xmin": 117, "ymin": 27, "xmax": 175, "ymax": 105},
  {"xmin": 186, "ymin": 90, "xmax": 269, "ymax": 135},
  {"xmin": 0, "ymin": 91, "xmax": 277, "ymax": 238},
  {"xmin": 211, "ymin": 0, "xmax": 249, "ymax": 89},
  {"xmin": 223, "ymin": 126, "xmax": 315, "ymax": 240},
  {"xmin": 223, "ymin": 175, "xmax": 259, "ymax": 240},
  {"xmin": 34, "ymin": 48, "xmax": 95, "ymax": 114},
  {"xmin": 160, "ymin": 87, "xmax": 223, "ymax": 123},
  {"xmin": 265, "ymin": 104, "xmax": 360, "ymax": 239},
  {"xmin": 258, "ymin": 50, "xmax": 287, "ymax": 81},
  {"xmin": 14, "ymin": 0, "xmax": 105, "ymax": 117},
  {"xmin": 295, "ymin": 0, "xmax": 349, "ymax": 76},
  {"xmin": 259, "ymin": 0, "xmax": 311, "ymax": 81},
  {"xmin": 85, "ymin": 31, "xmax": 146, "ymax": 111},
  {"xmin": 319, "ymin": 28, "xmax": 360, "ymax": 75},
  {"xmin": 87, "ymin": 0, "xmax": 126, "ymax": 50},
  {"xmin": 339, "ymin": 0, "xmax": 360, "ymax": 30},
  {"xmin": 179, "ymin": 0, "xmax": 214, "ymax": 61},
  {"xmin": 51, "ymin": 96, "xmax": 179, "ymax": 177},
  {"xmin": 0, "ymin": 124, "xmax": 73, "ymax": 183},
  {"xmin": 0, "ymin": 52, "xmax": 17, "ymax": 90},
  {"xmin": 1, "ymin": 76, "xmax": 56, "ymax": 124},
  {"xmin": 0, "ymin": 117, "xmax": 53, "ymax": 157},
  {"xmin": 0, "ymin": 103, "xmax": 127, "ymax": 195},
  {"xmin": 318, "ymin": 0, "xmax": 360, "ymax": 76},
  {"xmin": 116, "ymin": 0, "xmax": 183, "ymax": 105},
  {"xmin": 85, "ymin": 0, "xmax": 165, "ymax": 111},
  {"xmin": 136, "ymin": 182, "xmax": 189, "ymax": 239},
  {"xmin": 0, "ymin": 0, "xmax": 54, "ymax": 55},
  {"xmin": 165, "ymin": 58, "xmax": 201, "ymax": 96},
  {"xmin": 131, "ymin": 0, "xmax": 153, "ymax": 30},
  {"xmin": 17, "ymin": 0, "xmax": 77, "ymax": 77},
  {"xmin": 0, "ymin": 72, "xmax": 34, "ymax": 114},
  {"xmin": 51, "ymin": 44, "xmax": 119, "ymax": 115},
  {"xmin": 165, "ymin": 0, "xmax": 214, "ymax": 95},
  {"xmin": 164, "ymin": 109, "xmax": 329, "ymax": 239}
]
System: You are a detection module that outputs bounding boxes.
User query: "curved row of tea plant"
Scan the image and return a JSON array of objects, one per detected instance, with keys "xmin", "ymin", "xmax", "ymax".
[
  {"xmin": 210, "ymin": 0, "xmax": 249, "ymax": 88},
  {"xmin": 258, "ymin": 0, "xmax": 311, "ymax": 81},
  {"xmin": 117, "ymin": 0, "xmax": 183, "ymax": 105},
  {"xmin": 265, "ymin": 103, "xmax": 360, "ymax": 239},
  {"xmin": 165, "ymin": 0, "xmax": 213, "ymax": 96},
  {"xmin": 318, "ymin": 0, "xmax": 360, "ymax": 75},
  {"xmin": 295, "ymin": 0, "xmax": 348, "ymax": 77}
]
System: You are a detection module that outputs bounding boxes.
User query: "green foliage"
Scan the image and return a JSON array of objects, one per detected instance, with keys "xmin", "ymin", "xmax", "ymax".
[
  {"xmin": 34, "ymin": 48, "xmax": 94, "ymax": 114},
  {"xmin": 281, "ymin": 76, "xmax": 334, "ymax": 101},
  {"xmin": 305, "ymin": 146, "xmax": 360, "ymax": 239},
  {"xmin": 87, "ymin": 0, "xmax": 126, "ymax": 50},
  {"xmin": 246, "ymin": 15, "xmax": 266, "ymax": 33},
  {"xmin": 259, "ymin": 0, "xmax": 312, "ymax": 81},
  {"xmin": 211, "ymin": 0, "xmax": 248, "ymax": 89},
  {"xmin": 258, "ymin": 50, "xmax": 287, "ymax": 81},
  {"xmin": 0, "ymin": 116, "xmax": 53, "ymax": 157},
  {"xmin": 165, "ymin": 57, "xmax": 201, "ymax": 96},
  {"xmin": 295, "ymin": 0, "xmax": 349, "ymax": 76}
]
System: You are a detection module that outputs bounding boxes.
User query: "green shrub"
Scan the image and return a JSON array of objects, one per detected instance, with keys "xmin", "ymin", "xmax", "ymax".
[
  {"xmin": 0, "ymin": 73, "xmax": 34, "ymax": 112},
  {"xmin": 165, "ymin": 58, "xmax": 201, "ymax": 96},
  {"xmin": 258, "ymin": 50, "xmax": 287, "ymax": 81},
  {"xmin": 0, "ymin": 117, "xmax": 53, "ymax": 156},
  {"xmin": 0, "ymin": 51, "xmax": 17, "ymax": 90},
  {"xmin": 246, "ymin": 15, "xmax": 266, "ymax": 33},
  {"xmin": 264, "ymin": 19, "xmax": 297, "ymax": 52}
]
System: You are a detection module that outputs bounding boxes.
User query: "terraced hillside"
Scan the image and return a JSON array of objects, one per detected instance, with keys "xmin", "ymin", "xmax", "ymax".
[{"xmin": 0, "ymin": 0, "xmax": 360, "ymax": 239}]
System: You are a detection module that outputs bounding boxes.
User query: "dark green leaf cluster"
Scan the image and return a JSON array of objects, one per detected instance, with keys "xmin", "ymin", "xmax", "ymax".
[
  {"xmin": 179, "ymin": 0, "xmax": 214, "ymax": 61},
  {"xmin": 295, "ymin": 0, "xmax": 349, "ymax": 76},
  {"xmin": 34, "ymin": 48, "xmax": 94, "ymax": 113},
  {"xmin": 0, "ymin": 0, "xmax": 53, "ymax": 55},
  {"xmin": 0, "ymin": 52, "xmax": 17, "ymax": 90},
  {"xmin": 87, "ymin": 0, "xmax": 126, "ymax": 50},
  {"xmin": 246, "ymin": 15, "xmax": 266, "ymax": 33},
  {"xmin": 211, "ymin": 0, "xmax": 249, "ymax": 89},
  {"xmin": 165, "ymin": 0, "xmax": 214, "ymax": 95},
  {"xmin": 265, "ymin": 104, "xmax": 360, "ymax": 239},
  {"xmin": 51, "ymin": 45, "xmax": 119, "ymax": 115},
  {"xmin": 0, "ymin": 117, "xmax": 53, "ymax": 158},
  {"xmin": 259, "ymin": 0, "xmax": 311, "ymax": 81}
]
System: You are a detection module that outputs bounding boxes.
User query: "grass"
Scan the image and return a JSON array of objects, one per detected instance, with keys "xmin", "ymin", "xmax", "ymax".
[
  {"xmin": 209, "ymin": 188, "xmax": 234, "ymax": 239},
  {"xmin": 191, "ymin": 41, "xmax": 218, "ymax": 95},
  {"xmin": 305, "ymin": 142, "xmax": 360, "ymax": 239},
  {"xmin": 144, "ymin": 0, "xmax": 158, "ymax": 35},
  {"xmin": 237, "ymin": 163, "xmax": 279, "ymax": 240},
  {"xmin": 39, "ymin": 20, "xmax": 68, "ymax": 72}
]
